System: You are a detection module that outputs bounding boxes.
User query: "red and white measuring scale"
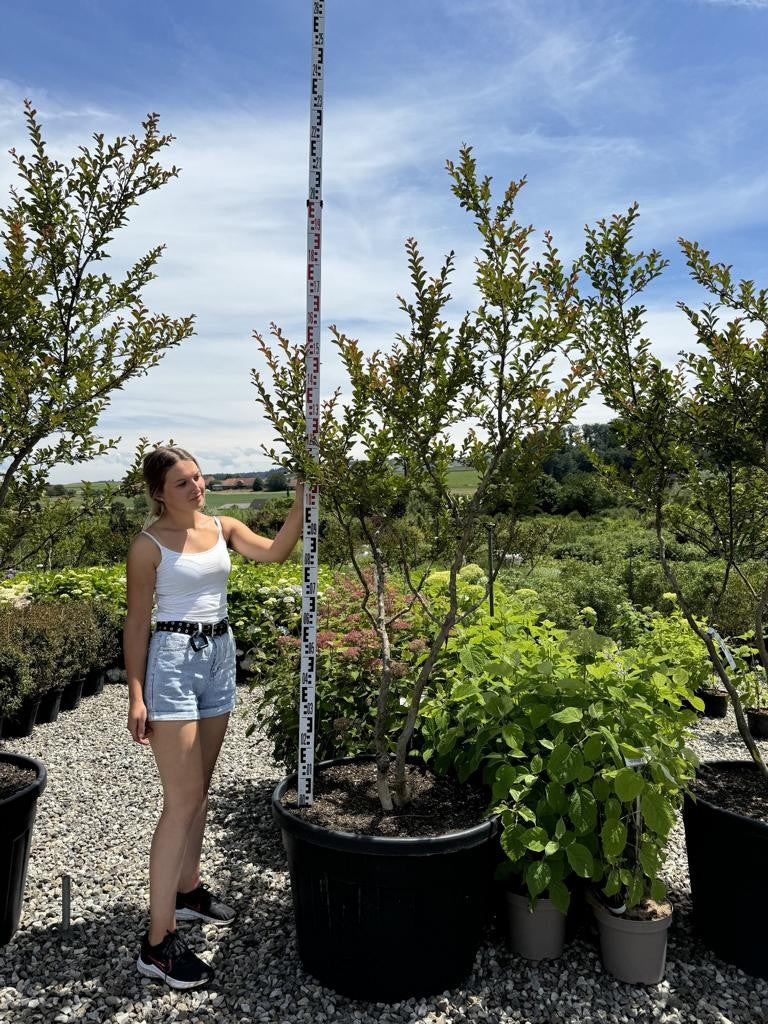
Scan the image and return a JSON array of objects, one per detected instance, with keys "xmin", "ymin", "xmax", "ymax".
[{"xmin": 297, "ymin": 0, "xmax": 325, "ymax": 806}]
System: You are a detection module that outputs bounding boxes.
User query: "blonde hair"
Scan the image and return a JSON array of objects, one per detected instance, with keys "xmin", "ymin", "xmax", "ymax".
[{"xmin": 142, "ymin": 446, "xmax": 201, "ymax": 522}]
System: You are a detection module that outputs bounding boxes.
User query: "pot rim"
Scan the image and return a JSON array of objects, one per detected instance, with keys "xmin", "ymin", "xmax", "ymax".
[
  {"xmin": 504, "ymin": 890, "xmax": 566, "ymax": 915},
  {"xmin": 0, "ymin": 752, "xmax": 47, "ymax": 807},
  {"xmin": 586, "ymin": 888, "xmax": 673, "ymax": 930},
  {"xmin": 685, "ymin": 759, "xmax": 768, "ymax": 833},
  {"xmin": 272, "ymin": 754, "xmax": 499, "ymax": 856}
]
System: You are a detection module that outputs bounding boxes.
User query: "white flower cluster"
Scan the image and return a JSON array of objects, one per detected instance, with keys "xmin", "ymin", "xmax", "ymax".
[{"xmin": 0, "ymin": 581, "xmax": 32, "ymax": 609}]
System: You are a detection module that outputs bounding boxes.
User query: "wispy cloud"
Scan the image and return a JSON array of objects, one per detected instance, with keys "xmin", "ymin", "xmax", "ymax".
[{"xmin": 692, "ymin": 0, "xmax": 768, "ymax": 8}]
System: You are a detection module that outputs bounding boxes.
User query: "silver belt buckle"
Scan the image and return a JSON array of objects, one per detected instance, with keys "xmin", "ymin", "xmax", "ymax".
[{"xmin": 190, "ymin": 622, "xmax": 209, "ymax": 651}]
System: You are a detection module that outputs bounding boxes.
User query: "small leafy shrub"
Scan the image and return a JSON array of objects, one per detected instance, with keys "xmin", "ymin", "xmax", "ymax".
[
  {"xmin": 0, "ymin": 615, "xmax": 32, "ymax": 718},
  {"xmin": 18, "ymin": 566, "xmax": 128, "ymax": 617},
  {"xmin": 419, "ymin": 590, "xmax": 699, "ymax": 913},
  {"xmin": 0, "ymin": 600, "xmax": 114, "ymax": 714}
]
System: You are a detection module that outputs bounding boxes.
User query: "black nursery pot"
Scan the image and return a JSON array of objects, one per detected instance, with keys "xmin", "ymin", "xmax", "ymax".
[
  {"xmin": 4, "ymin": 698, "xmax": 41, "ymax": 739},
  {"xmin": 0, "ymin": 753, "xmax": 47, "ymax": 945},
  {"xmin": 35, "ymin": 688, "xmax": 64, "ymax": 725},
  {"xmin": 683, "ymin": 760, "xmax": 768, "ymax": 980},
  {"xmin": 747, "ymin": 710, "xmax": 768, "ymax": 740},
  {"xmin": 698, "ymin": 689, "xmax": 728, "ymax": 718},
  {"xmin": 81, "ymin": 669, "xmax": 105, "ymax": 698},
  {"xmin": 60, "ymin": 676, "xmax": 85, "ymax": 712},
  {"xmin": 272, "ymin": 756, "xmax": 500, "ymax": 1002}
]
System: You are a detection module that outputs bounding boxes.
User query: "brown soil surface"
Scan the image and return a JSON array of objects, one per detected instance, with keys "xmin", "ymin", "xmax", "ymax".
[
  {"xmin": 623, "ymin": 898, "xmax": 672, "ymax": 922},
  {"xmin": 281, "ymin": 760, "xmax": 491, "ymax": 838},
  {"xmin": 0, "ymin": 763, "xmax": 37, "ymax": 801},
  {"xmin": 692, "ymin": 761, "xmax": 768, "ymax": 824}
]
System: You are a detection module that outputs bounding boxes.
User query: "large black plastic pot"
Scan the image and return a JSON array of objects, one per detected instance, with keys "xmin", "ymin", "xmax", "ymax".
[
  {"xmin": 0, "ymin": 753, "xmax": 47, "ymax": 944},
  {"xmin": 272, "ymin": 756, "xmax": 500, "ymax": 1001},
  {"xmin": 747, "ymin": 710, "xmax": 768, "ymax": 740},
  {"xmin": 683, "ymin": 760, "xmax": 768, "ymax": 979},
  {"xmin": 60, "ymin": 676, "xmax": 84, "ymax": 712},
  {"xmin": 81, "ymin": 670, "xmax": 105, "ymax": 698},
  {"xmin": 35, "ymin": 688, "xmax": 64, "ymax": 725},
  {"xmin": 4, "ymin": 699, "xmax": 41, "ymax": 739}
]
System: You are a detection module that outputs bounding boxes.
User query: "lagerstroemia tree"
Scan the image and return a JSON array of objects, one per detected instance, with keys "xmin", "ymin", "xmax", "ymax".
[
  {"xmin": 252, "ymin": 147, "xmax": 593, "ymax": 811},
  {"xmin": 0, "ymin": 102, "xmax": 195, "ymax": 569},
  {"xmin": 581, "ymin": 203, "xmax": 768, "ymax": 779}
]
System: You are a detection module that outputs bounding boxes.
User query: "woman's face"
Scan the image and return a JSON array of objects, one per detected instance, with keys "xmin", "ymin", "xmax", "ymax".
[{"xmin": 158, "ymin": 459, "xmax": 205, "ymax": 513}]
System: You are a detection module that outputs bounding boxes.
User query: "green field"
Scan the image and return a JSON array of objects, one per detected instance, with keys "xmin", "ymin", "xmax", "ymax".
[{"xmin": 59, "ymin": 469, "xmax": 479, "ymax": 503}]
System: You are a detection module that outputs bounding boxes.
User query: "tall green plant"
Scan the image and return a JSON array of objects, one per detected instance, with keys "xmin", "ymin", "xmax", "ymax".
[
  {"xmin": 0, "ymin": 103, "xmax": 195, "ymax": 570},
  {"xmin": 581, "ymin": 204, "xmax": 768, "ymax": 778},
  {"xmin": 252, "ymin": 147, "xmax": 592, "ymax": 811}
]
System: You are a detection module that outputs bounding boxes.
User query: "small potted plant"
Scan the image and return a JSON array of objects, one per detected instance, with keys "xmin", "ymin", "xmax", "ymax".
[
  {"xmin": 419, "ymin": 592, "xmax": 698, "ymax": 982},
  {"xmin": 735, "ymin": 663, "xmax": 768, "ymax": 739},
  {"xmin": 696, "ymin": 675, "xmax": 729, "ymax": 719}
]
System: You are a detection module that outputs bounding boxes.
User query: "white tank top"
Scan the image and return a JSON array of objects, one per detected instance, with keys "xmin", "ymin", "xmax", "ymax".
[{"xmin": 141, "ymin": 516, "xmax": 231, "ymax": 623}]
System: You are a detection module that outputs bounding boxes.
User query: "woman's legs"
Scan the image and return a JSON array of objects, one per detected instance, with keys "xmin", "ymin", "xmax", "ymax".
[
  {"xmin": 147, "ymin": 721, "xmax": 207, "ymax": 945},
  {"xmin": 177, "ymin": 712, "xmax": 230, "ymax": 894}
]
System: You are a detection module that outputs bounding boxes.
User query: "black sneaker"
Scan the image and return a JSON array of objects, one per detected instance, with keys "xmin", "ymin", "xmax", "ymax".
[
  {"xmin": 176, "ymin": 883, "xmax": 236, "ymax": 925},
  {"xmin": 137, "ymin": 929, "xmax": 214, "ymax": 989}
]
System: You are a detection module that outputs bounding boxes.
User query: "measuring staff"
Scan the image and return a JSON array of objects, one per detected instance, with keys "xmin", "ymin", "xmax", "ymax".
[{"xmin": 297, "ymin": 0, "xmax": 326, "ymax": 806}]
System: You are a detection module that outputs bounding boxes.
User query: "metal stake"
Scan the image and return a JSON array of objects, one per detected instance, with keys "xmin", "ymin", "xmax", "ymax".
[
  {"xmin": 61, "ymin": 874, "xmax": 70, "ymax": 931},
  {"xmin": 485, "ymin": 522, "xmax": 496, "ymax": 618}
]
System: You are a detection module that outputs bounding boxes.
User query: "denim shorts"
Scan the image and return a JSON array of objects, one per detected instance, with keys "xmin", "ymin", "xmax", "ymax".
[{"xmin": 144, "ymin": 627, "xmax": 237, "ymax": 721}]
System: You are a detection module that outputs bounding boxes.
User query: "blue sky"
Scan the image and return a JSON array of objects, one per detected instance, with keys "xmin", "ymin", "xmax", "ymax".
[{"xmin": 2, "ymin": 0, "xmax": 767, "ymax": 481}]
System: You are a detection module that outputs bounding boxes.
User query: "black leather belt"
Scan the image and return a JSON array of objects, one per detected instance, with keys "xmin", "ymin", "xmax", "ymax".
[{"xmin": 155, "ymin": 618, "xmax": 229, "ymax": 651}]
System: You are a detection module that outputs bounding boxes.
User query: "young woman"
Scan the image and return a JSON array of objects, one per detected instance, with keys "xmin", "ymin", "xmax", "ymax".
[{"xmin": 124, "ymin": 446, "xmax": 303, "ymax": 989}]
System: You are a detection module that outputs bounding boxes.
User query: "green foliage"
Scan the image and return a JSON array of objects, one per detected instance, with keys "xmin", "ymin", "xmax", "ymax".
[
  {"xmin": 419, "ymin": 590, "xmax": 699, "ymax": 912},
  {"xmin": 248, "ymin": 569, "xmax": 420, "ymax": 769},
  {"xmin": 13, "ymin": 564, "xmax": 128, "ymax": 616},
  {"xmin": 227, "ymin": 561, "xmax": 317, "ymax": 682},
  {"xmin": 0, "ymin": 599, "xmax": 117, "ymax": 714},
  {"xmin": 581, "ymin": 202, "xmax": 768, "ymax": 774},
  {"xmin": 0, "ymin": 102, "xmax": 195, "ymax": 570}
]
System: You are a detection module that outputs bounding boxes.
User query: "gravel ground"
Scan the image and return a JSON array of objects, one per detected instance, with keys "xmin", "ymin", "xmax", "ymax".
[{"xmin": 1, "ymin": 684, "xmax": 767, "ymax": 1024}]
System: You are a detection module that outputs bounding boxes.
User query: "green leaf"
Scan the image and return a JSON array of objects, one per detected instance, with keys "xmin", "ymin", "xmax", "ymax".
[
  {"xmin": 592, "ymin": 776, "xmax": 611, "ymax": 802},
  {"xmin": 500, "ymin": 825, "xmax": 524, "ymax": 862},
  {"xmin": 614, "ymin": 767, "xmax": 645, "ymax": 802},
  {"xmin": 626, "ymin": 873, "xmax": 645, "ymax": 909},
  {"xmin": 548, "ymin": 880, "xmax": 570, "ymax": 915},
  {"xmin": 641, "ymin": 787, "xmax": 675, "ymax": 836},
  {"xmin": 638, "ymin": 842, "xmax": 661, "ymax": 879},
  {"xmin": 650, "ymin": 878, "xmax": 668, "ymax": 902},
  {"xmin": 459, "ymin": 647, "xmax": 477, "ymax": 672},
  {"xmin": 526, "ymin": 860, "xmax": 551, "ymax": 898},
  {"xmin": 601, "ymin": 819, "xmax": 628, "ymax": 860},
  {"xmin": 603, "ymin": 868, "xmax": 621, "ymax": 897},
  {"xmin": 551, "ymin": 706, "xmax": 583, "ymax": 725},
  {"xmin": 502, "ymin": 724, "xmax": 525, "ymax": 752},
  {"xmin": 545, "ymin": 781, "xmax": 569, "ymax": 814},
  {"xmin": 582, "ymin": 733, "xmax": 603, "ymax": 763},
  {"xmin": 522, "ymin": 827, "xmax": 549, "ymax": 853},
  {"xmin": 566, "ymin": 842, "xmax": 594, "ymax": 878},
  {"xmin": 569, "ymin": 787, "xmax": 598, "ymax": 834}
]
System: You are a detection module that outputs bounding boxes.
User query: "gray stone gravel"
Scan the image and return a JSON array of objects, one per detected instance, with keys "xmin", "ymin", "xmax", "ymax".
[{"xmin": 1, "ymin": 685, "xmax": 767, "ymax": 1024}]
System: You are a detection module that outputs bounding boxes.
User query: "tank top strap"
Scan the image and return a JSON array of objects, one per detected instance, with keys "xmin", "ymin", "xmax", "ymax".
[
  {"xmin": 213, "ymin": 516, "xmax": 222, "ymax": 537},
  {"xmin": 140, "ymin": 530, "xmax": 163, "ymax": 554}
]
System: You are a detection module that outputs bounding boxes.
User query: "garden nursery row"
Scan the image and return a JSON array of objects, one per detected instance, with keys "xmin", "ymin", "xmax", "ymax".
[{"xmin": 2, "ymin": 555, "xmax": 768, "ymax": 1007}]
